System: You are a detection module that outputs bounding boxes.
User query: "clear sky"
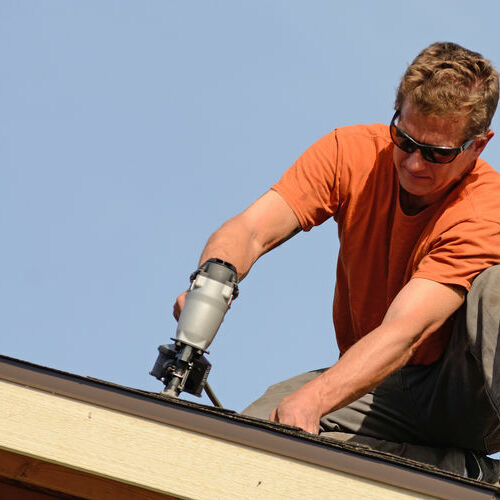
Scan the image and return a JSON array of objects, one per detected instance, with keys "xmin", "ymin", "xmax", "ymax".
[{"xmin": 2, "ymin": 0, "xmax": 500, "ymax": 452}]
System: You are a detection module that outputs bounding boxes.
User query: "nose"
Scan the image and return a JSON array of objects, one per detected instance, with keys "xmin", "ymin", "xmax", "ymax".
[{"xmin": 403, "ymin": 148, "xmax": 428, "ymax": 173}]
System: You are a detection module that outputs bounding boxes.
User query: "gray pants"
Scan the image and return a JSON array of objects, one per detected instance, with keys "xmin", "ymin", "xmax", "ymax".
[{"xmin": 243, "ymin": 266, "xmax": 500, "ymax": 482}]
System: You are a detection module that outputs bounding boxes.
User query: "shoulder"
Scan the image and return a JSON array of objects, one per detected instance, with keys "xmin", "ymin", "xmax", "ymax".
[
  {"xmin": 334, "ymin": 123, "xmax": 393, "ymax": 173},
  {"xmin": 300, "ymin": 123, "xmax": 391, "ymax": 157},
  {"xmin": 330, "ymin": 124, "xmax": 395, "ymax": 199},
  {"xmin": 443, "ymin": 159, "xmax": 500, "ymax": 225},
  {"xmin": 289, "ymin": 122, "xmax": 393, "ymax": 181},
  {"xmin": 335, "ymin": 123, "xmax": 392, "ymax": 149}
]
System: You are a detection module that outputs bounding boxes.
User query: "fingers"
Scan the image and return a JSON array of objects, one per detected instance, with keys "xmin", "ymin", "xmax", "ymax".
[
  {"xmin": 173, "ymin": 290, "xmax": 188, "ymax": 321},
  {"xmin": 269, "ymin": 395, "xmax": 321, "ymax": 434}
]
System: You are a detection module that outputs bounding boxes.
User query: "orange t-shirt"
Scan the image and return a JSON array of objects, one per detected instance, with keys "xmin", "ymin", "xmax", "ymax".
[{"xmin": 272, "ymin": 123, "xmax": 500, "ymax": 365}]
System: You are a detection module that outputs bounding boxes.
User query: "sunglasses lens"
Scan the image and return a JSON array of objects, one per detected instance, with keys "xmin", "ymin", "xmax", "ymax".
[
  {"xmin": 427, "ymin": 148, "xmax": 457, "ymax": 164},
  {"xmin": 400, "ymin": 138, "xmax": 418, "ymax": 154},
  {"xmin": 391, "ymin": 124, "xmax": 417, "ymax": 154}
]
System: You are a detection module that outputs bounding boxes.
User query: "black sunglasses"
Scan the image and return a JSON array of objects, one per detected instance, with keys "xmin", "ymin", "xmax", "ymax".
[{"xmin": 389, "ymin": 110, "xmax": 474, "ymax": 164}]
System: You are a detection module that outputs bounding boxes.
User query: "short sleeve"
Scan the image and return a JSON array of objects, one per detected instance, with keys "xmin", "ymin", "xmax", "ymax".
[
  {"xmin": 271, "ymin": 131, "xmax": 340, "ymax": 231},
  {"xmin": 412, "ymin": 219, "xmax": 500, "ymax": 290}
]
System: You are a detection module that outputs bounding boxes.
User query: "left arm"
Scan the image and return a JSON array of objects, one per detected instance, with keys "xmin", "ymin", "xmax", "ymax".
[{"xmin": 270, "ymin": 278, "xmax": 465, "ymax": 433}]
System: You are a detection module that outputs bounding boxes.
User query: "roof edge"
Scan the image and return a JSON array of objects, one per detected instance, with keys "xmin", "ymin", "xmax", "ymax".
[{"xmin": 0, "ymin": 355, "xmax": 497, "ymax": 500}]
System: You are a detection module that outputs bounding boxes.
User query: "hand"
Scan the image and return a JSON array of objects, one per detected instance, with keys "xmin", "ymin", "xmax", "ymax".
[
  {"xmin": 270, "ymin": 387, "xmax": 323, "ymax": 434},
  {"xmin": 173, "ymin": 290, "xmax": 188, "ymax": 321}
]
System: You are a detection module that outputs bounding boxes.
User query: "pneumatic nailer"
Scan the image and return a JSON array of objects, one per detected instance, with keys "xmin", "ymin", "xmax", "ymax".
[{"xmin": 150, "ymin": 258, "xmax": 238, "ymax": 407}]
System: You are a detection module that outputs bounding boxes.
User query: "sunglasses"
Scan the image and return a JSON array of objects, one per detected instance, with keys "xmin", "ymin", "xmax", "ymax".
[{"xmin": 389, "ymin": 110, "xmax": 474, "ymax": 164}]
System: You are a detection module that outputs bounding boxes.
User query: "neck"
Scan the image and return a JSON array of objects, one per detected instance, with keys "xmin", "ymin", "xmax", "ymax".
[{"xmin": 399, "ymin": 188, "xmax": 429, "ymax": 216}]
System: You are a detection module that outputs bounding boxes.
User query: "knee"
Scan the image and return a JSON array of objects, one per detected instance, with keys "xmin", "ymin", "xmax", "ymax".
[{"xmin": 469, "ymin": 265, "xmax": 500, "ymax": 308}]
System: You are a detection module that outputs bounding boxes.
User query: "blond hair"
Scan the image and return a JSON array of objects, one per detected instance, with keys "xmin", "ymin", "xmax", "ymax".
[{"xmin": 396, "ymin": 42, "xmax": 499, "ymax": 138}]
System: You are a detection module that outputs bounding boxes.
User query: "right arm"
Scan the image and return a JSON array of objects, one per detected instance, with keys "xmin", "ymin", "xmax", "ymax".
[{"xmin": 174, "ymin": 189, "xmax": 301, "ymax": 319}]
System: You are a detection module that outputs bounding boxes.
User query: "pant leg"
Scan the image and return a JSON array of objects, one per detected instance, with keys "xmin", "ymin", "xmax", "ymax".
[{"xmin": 466, "ymin": 265, "xmax": 500, "ymax": 435}]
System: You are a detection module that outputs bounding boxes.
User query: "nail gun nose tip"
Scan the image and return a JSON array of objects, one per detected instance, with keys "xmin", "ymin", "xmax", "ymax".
[{"xmin": 161, "ymin": 389, "xmax": 178, "ymax": 399}]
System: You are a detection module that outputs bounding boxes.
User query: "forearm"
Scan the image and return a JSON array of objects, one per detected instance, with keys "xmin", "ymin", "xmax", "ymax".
[
  {"xmin": 305, "ymin": 321, "xmax": 416, "ymax": 416},
  {"xmin": 269, "ymin": 321, "xmax": 417, "ymax": 433},
  {"xmin": 270, "ymin": 279, "xmax": 465, "ymax": 433},
  {"xmin": 302, "ymin": 279, "xmax": 464, "ymax": 416}
]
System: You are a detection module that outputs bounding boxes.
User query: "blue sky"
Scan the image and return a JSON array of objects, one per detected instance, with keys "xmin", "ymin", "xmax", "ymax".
[{"xmin": 1, "ymin": 0, "xmax": 500, "ymax": 455}]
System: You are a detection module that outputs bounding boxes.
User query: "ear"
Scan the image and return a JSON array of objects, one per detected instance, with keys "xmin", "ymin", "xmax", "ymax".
[{"xmin": 471, "ymin": 129, "xmax": 494, "ymax": 157}]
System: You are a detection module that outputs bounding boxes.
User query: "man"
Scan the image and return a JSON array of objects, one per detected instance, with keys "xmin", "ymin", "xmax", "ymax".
[{"xmin": 174, "ymin": 42, "xmax": 500, "ymax": 481}]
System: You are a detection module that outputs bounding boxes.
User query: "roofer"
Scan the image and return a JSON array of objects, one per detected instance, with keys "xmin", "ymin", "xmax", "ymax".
[{"xmin": 174, "ymin": 42, "xmax": 500, "ymax": 481}]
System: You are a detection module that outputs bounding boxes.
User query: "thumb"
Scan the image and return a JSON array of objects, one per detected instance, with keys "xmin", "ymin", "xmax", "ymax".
[
  {"xmin": 173, "ymin": 290, "xmax": 188, "ymax": 321},
  {"xmin": 270, "ymin": 408, "xmax": 279, "ymax": 422}
]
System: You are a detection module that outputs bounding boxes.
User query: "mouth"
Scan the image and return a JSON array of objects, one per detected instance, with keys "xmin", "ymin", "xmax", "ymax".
[{"xmin": 402, "ymin": 168, "xmax": 430, "ymax": 181}]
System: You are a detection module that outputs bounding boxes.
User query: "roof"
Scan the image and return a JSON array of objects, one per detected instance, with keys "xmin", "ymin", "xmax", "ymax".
[{"xmin": 0, "ymin": 354, "xmax": 498, "ymax": 499}]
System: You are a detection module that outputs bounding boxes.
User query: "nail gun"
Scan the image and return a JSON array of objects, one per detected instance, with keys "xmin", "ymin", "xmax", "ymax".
[{"xmin": 150, "ymin": 258, "xmax": 238, "ymax": 407}]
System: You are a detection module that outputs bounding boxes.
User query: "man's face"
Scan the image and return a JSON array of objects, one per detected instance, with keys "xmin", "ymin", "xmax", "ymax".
[{"xmin": 392, "ymin": 101, "xmax": 493, "ymax": 209}]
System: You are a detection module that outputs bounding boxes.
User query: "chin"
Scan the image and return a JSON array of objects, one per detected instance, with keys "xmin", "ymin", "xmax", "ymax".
[
  {"xmin": 398, "ymin": 172, "xmax": 431, "ymax": 196},
  {"xmin": 400, "ymin": 182, "xmax": 430, "ymax": 197}
]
